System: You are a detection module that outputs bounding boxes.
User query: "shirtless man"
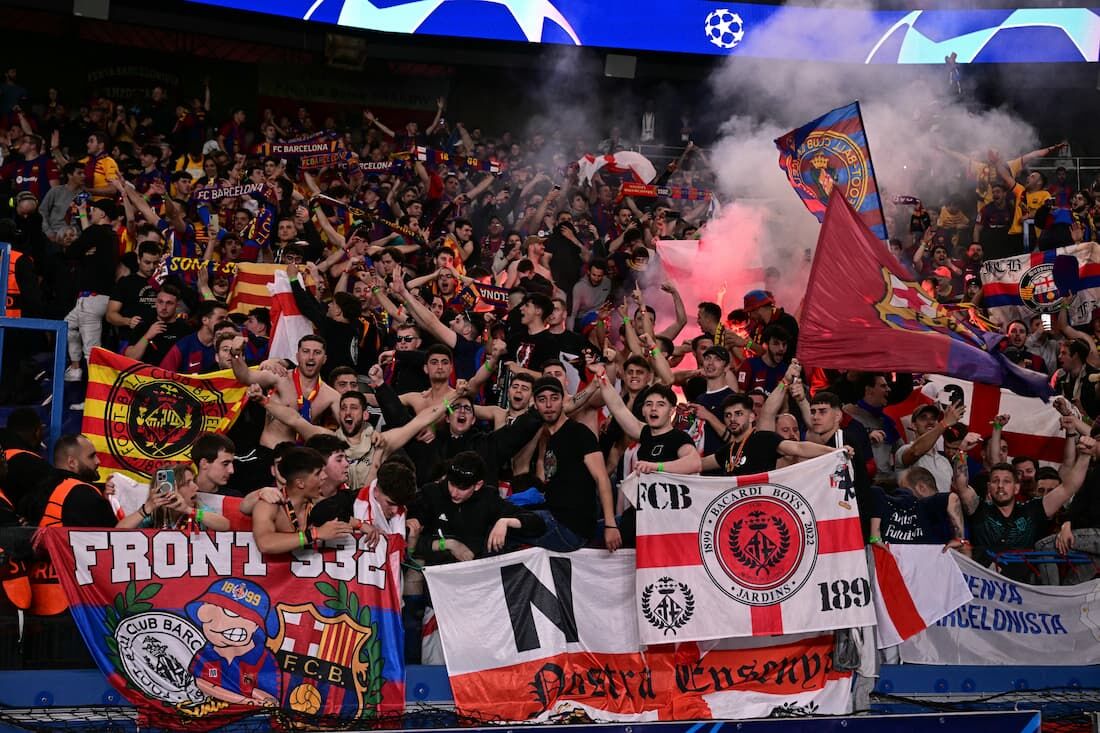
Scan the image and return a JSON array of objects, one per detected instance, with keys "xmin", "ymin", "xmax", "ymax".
[
  {"xmin": 229, "ymin": 334, "xmax": 340, "ymax": 481},
  {"xmin": 397, "ymin": 343, "xmax": 455, "ymax": 414},
  {"xmin": 251, "ymin": 446, "xmax": 353, "ymax": 555}
]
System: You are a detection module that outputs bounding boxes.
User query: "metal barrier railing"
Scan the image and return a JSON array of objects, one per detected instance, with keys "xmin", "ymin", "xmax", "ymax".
[{"xmin": 0, "ymin": 242, "xmax": 67, "ymax": 457}]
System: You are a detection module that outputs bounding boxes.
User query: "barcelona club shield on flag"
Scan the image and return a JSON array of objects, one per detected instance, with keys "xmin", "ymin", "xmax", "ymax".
[{"xmin": 774, "ymin": 101, "xmax": 887, "ymax": 240}]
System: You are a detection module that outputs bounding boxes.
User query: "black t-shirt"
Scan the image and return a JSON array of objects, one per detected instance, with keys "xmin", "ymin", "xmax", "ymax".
[
  {"xmin": 509, "ymin": 328, "xmax": 558, "ymax": 372},
  {"xmin": 543, "ymin": 420, "xmax": 601, "ymax": 539},
  {"xmin": 138, "ymin": 320, "xmax": 191, "ymax": 366},
  {"xmin": 309, "ymin": 489, "xmax": 355, "ymax": 526},
  {"xmin": 549, "ymin": 328, "xmax": 588, "ymax": 360},
  {"xmin": 968, "ymin": 499, "xmax": 1050, "ymax": 554},
  {"xmin": 110, "ymin": 274, "xmax": 159, "ymax": 342},
  {"xmin": 712, "ymin": 430, "xmax": 783, "ymax": 476},
  {"xmin": 392, "ymin": 350, "xmax": 429, "ymax": 395},
  {"xmin": 546, "ymin": 232, "xmax": 583, "ymax": 294},
  {"xmin": 683, "ymin": 376, "xmax": 706, "ymax": 403},
  {"xmin": 638, "ymin": 425, "xmax": 694, "ymax": 465},
  {"xmin": 872, "ymin": 487, "xmax": 951, "ymax": 544}
]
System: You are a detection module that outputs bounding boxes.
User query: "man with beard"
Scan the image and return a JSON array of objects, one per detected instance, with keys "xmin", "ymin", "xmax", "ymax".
[
  {"xmin": 1002, "ymin": 319, "xmax": 1046, "ymax": 373},
  {"xmin": 570, "ymin": 258, "xmax": 611, "ymax": 327},
  {"xmin": 955, "ymin": 452, "xmax": 1090, "ymax": 580},
  {"xmin": 160, "ymin": 300, "xmax": 228, "ymax": 374},
  {"xmin": 737, "ymin": 325, "xmax": 791, "ymax": 394},
  {"xmin": 23, "ymin": 435, "xmax": 115, "ymax": 527},
  {"xmin": 701, "ymin": 393, "xmax": 835, "ymax": 476},
  {"xmin": 527, "ymin": 377, "xmax": 620, "ymax": 552},
  {"xmin": 262, "ymin": 392, "xmax": 375, "ymax": 492},
  {"xmin": 229, "ymin": 335, "xmax": 340, "ymax": 490}
]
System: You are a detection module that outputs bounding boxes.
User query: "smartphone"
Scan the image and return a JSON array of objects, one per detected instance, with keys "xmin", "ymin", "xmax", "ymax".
[
  {"xmin": 552, "ymin": 184, "xmax": 562, "ymax": 191},
  {"xmin": 665, "ymin": 211, "xmax": 681, "ymax": 220},
  {"xmin": 154, "ymin": 469, "xmax": 176, "ymax": 496},
  {"xmin": 1042, "ymin": 314, "xmax": 1053, "ymax": 332},
  {"xmin": 209, "ymin": 213, "xmax": 220, "ymax": 234}
]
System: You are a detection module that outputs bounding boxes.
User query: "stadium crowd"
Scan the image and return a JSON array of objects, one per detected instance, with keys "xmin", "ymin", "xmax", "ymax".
[{"xmin": 3, "ymin": 68, "xmax": 1100, "ymax": 659}]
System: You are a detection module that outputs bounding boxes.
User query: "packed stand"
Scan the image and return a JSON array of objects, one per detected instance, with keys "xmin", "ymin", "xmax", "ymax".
[{"xmin": 1, "ymin": 70, "xmax": 1100, "ymax": 665}]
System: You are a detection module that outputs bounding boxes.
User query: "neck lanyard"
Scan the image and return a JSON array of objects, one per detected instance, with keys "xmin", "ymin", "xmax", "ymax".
[
  {"xmin": 282, "ymin": 488, "xmax": 312, "ymax": 532},
  {"xmin": 726, "ymin": 428, "xmax": 755, "ymax": 473},
  {"xmin": 294, "ymin": 369, "xmax": 320, "ymax": 420}
]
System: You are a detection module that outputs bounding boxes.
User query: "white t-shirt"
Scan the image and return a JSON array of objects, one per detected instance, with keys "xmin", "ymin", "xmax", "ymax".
[{"xmin": 894, "ymin": 442, "xmax": 953, "ymax": 493}]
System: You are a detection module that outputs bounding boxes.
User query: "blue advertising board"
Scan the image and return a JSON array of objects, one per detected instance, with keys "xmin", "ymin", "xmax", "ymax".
[{"xmin": 184, "ymin": 1, "xmax": 1100, "ymax": 63}]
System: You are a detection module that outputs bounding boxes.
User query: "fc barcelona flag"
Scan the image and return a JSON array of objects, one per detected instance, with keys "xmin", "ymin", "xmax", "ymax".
[
  {"xmin": 775, "ymin": 102, "xmax": 888, "ymax": 240},
  {"xmin": 798, "ymin": 195, "xmax": 1051, "ymax": 398},
  {"xmin": 42, "ymin": 528, "xmax": 405, "ymax": 729},
  {"xmin": 82, "ymin": 348, "xmax": 251, "ymax": 481}
]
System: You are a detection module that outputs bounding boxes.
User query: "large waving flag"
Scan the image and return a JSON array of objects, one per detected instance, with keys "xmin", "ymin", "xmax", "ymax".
[
  {"xmin": 82, "ymin": 348, "xmax": 250, "ymax": 481},
  {"xmin": 799, "ymin": 194, "xmax": 1051, "ymax": 397},
  {"xmin": 775, "ymin": 102, "xmax": 887, "ymax": 239},
  {"xmin": 980, "ymin": 243, "xmax": 1100, "ymax": 328},
  {"xmin": 577, "ymin": 151, "xmax": 657, "ymax": 185}
]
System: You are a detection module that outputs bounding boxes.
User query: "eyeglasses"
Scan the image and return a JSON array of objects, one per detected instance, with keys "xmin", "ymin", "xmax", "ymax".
[
  {"xmin": 449, "ymin": 404, "xmax": 473, "ymax": 413},
  {"xmin": 396, "ymin": 336, "xmax": 417, "ymax": 343}
]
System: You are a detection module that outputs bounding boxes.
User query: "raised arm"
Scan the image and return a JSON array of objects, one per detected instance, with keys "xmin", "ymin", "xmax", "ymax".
[
  {"xmin": 364, "ymin": 110, "xmax": 395, "ymax": 138},
  {"xmin": 228, "ymin": 337, "xmax": 279, "ymax": 388},
  {"xmin": 376, "ymin": 388, "xmax": 457, "ymax": 458},
  {"xmin": 390, "ymin": 266, "xmax": 457, "ymax": 348},
  {"xmin": 656, "ymin": 281, "xmax": 687, "ymax": 342},
  {"xmin": 591, "ymin": 364, "xmax": 643, "ymax": 441},
  {"xmin": 263, "ymin": 397, "xmax": 331, "ymax": 441},
  {"xmin": 1043, "ymin": 448, "xmax": 1091, "ymax": 518}
]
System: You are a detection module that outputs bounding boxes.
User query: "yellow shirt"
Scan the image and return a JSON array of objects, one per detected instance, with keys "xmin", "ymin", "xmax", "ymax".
[
  {"xmin": 1008, "ymin": 183, "xmax": 1052, "ymax": 235},
  {"xmin": 79, "ymin": 155, "xmax": 120, "ymax": 200}
]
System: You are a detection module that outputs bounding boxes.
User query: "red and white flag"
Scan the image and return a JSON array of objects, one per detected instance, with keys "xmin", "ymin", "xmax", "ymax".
[
  {"xmin": 267, "ymin": 269, "xmax": 315, "ymax": 361},
  {"xmin": 577, "ymin": 151, "xmax": 657, "ymax": 185},
  {"xmin": 629, "ymin": 451, "xmax": 875, "ymax": 643},
  {"xmin": 885, "ymin": 375, "xmax": 1065, "ymax": 464},
  {"xmin": 423, "ymin": 548, "xmax": 852, "ymax": 723},
  {"xmin": 871, "ymin": 543, "xmax": 972, "ymax": 648}
]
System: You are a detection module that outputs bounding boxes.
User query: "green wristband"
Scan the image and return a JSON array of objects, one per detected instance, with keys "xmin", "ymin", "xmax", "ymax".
[
  {"xmin": 657, "ymin": 462, "xmax": 664, "ymax": 473},
  {"xmin": 298, "ymin": 531, "xmax": 306, "ymax": 549},
  {"xmin": 868, "ymin": 535, "xmax": 882, "ymax": 544},
  {"xmin": 437, "ymin": 537, "xmax": 447, "ymax": 552}
]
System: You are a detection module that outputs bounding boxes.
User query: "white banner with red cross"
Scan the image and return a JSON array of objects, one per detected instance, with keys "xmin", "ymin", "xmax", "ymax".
[
  {"xmin": 885, "ymin": 375, "xmax": 1065, "ymax": 464},
  {"xmin": 627, "ymin": 451, "xmax": 875, "ymax": 645}
]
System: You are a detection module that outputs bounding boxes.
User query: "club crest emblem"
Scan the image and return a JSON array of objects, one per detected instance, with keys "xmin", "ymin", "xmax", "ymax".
[
  {"xmin": 640, "ymin": 577, "xmax": 694, "ymax": 635},
  {"xmin": 700, "ymin": 483, "xmax": 818, "ymax": 605}
]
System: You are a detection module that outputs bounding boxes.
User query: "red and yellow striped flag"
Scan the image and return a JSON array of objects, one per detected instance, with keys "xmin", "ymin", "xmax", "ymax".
[
  {"xmin": 227, "ymin": 262, "xmax": 280, "ymax": 314},
  {"xmin": 81, "ymin": 348, "xmax": 250, "ymax": 481}
]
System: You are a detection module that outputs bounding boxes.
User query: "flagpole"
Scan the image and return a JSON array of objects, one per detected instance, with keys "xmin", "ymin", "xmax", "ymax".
[{"xmin": 854, "ymin": 100, "xmax": 890, "ymax": 242}]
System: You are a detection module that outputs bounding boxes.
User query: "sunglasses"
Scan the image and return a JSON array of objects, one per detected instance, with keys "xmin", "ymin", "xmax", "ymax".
[{"xmin": 395, "ymin": 335, "xmax": 417, "ymax": 343}]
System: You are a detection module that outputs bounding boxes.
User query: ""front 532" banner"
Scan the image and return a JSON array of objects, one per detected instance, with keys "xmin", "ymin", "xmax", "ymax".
[
  {"xmin": 41, "ymin": 529, "xmax": 405, "ymax": 729},
  {"xmin": 628, "ymin": 451, "xmax": 875, "ymax": 643}
]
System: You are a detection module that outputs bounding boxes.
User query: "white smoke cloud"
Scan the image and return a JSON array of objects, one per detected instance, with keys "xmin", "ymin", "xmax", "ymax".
[{"xmin": 701, "ymin": 0, "xmax": 1040, "ymax": 302}]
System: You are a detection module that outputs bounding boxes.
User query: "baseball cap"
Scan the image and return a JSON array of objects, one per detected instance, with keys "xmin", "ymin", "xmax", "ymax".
[
  {"xmin": 703, "ymin": 345, "xmax": 731, "ymax": 363},
  {"xmin": 88, "ymin": 199, "xmax": 117, "ymax": 219},
  {"xmin": 932, "ymin": 266, "xmax": 953, "ymax": 280},
  {"xmin": 743, "ymin": 289, "xmax": 774, "ymax": 311},
  {"xmin": 912, "ymin": 403, "xmax": 943, "ymax": 421},
  {"xmin": 186, "ymin": 577, "xmax": 275, "ymax": 635},
  {"xmin": 532, "ymin": 376, "xmax": 564, "ymax": 398}
]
